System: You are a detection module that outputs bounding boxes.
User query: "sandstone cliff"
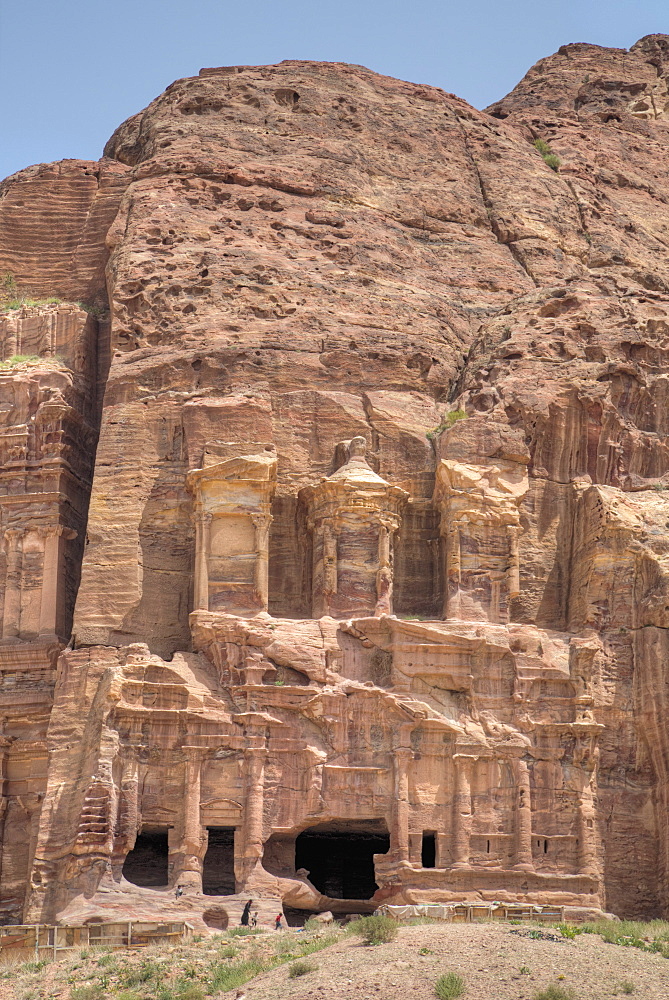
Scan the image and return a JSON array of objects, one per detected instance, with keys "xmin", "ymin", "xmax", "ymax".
[{"xmin": 1, "ymin": 37, "xmax": 669, "ymax": 928}]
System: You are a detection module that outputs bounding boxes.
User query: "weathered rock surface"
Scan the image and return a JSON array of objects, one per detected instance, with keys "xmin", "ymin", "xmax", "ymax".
[{"xmin": 1, "ymin": 38, "xmax": 669, "ymax": 927}]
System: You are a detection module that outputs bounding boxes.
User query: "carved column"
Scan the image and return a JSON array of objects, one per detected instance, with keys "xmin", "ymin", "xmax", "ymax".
[
  {"xmin": 512, "ymin": 757, "xmax": 534, "ymax": 870},
  {"xmin": 252, "ymin": 513, "xmax": 272, "ymax": 610},
  {"xmin": 506, "ymin": 525, "xmax": 521, "ymax": 600},
  {"xmin": 322, "ymin": 523, "xmax": 338, "ymax": 610},
  {"xmin": 2, "ymin": 529, "xmax": 23, "ymax": 638},
  {"xmin": 375, "ymin": 522, "xmax": 395, "ymax": 617},
  {"xmin": 178, "ymin": 754, "xmax": 205, "ymax": 890},
  {"xmin": 193, "ymin": 510, "xmax": 211, "ymax": 611},
  {"xmin": 391, "ymin": 741, "xmax": 413, "ymax": 862},
  {"xmin": 451, "ymin": 755, "xmax": 472, "ymax": 868},
  {"xmin": 237, "ymin": 739, "xmax": 267, "ymax": 886}
]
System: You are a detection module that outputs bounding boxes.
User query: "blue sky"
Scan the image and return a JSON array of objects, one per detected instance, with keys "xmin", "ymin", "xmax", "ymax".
[{"xmin": 1, "ymin": 0, "xmax": 667, "ymax": 181}]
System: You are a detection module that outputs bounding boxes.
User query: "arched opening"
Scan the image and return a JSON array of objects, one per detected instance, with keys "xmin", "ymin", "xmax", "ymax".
[
  {"xmin": 295, "ymin": 821, "xmax": 389, "ymax": 900},
  {"xmin": 203, "ymin": 827, "xmax": 236, "ymax": 895},
  {"xmin": 122, "ymin": 827, "xmax": 169, "ymax": 888}
]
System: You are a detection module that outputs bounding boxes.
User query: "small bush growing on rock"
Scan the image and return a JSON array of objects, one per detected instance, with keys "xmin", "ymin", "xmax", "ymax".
[
  {"xmin": 350, "ymin": 914, "xmax": 398, "ymax": 945},
  {"xmin": 289, "ymin": 959, "xmax": 317, "ymax": 978},
  {"xmin": 435, "ymin": 972, "xmax": 465, "ymax": 999},
  {"xmin": 426, "ymin": 408, "xmax": 467, "ymax": 440},
  {"xmin": 557, "ymin": 923, "xmax": 582, "ymax": 940},
  {"xmin": 619, "ymin": 983, "xmax": 636, "ymax": 995},
  {"xmin": 532, "ymin": 138, "xmax": 561, "ymax": 172},
  {"xmin": 533, "ymin": 985, "xmax": 576, "ymax": 1000}
]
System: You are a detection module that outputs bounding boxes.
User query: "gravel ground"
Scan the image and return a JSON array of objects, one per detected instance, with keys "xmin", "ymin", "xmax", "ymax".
[
  {"xmin": 3, "ymin": 921, "xmax": 669, "ymax": 999},
  {"xmin": 249, "ymin": 923, "xmax": 669, "ymax": 1000}
]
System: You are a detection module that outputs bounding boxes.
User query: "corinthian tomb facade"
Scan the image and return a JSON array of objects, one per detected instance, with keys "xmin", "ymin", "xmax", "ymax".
[
  {"xmin": 302, "ymin": 437, "xmax": 408, "ymax": 618},
  {"xmin": 187, "ymin": 446, "xmax": 277, "ymax": 616}
]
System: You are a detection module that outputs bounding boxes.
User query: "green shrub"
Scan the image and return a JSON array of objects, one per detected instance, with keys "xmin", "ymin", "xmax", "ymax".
[
  {"xmin": 349, "ymin": 914, "xmax": 398, "ymax": 945},
  {"xmin": 288, "ymin": 959, "xmax": 317, "ymax": 978},
  {"xmin": 520, "ymin": 966, "xmax": 531, "ymax": 975},
  {"xmin": 122, "ymin": 959, "xmax": 161, "ymax": 986},
  {"xmin": 303, "ymin": 917, "xmax": 322, "ymax": 933},
  {"xmin": 533, "ymin": 138, "xmax": 552, "ymax": 156},
  {"xmin": 619, "ymin": 983, "xmax": 636, "ymax": 995},
  {"xmin": 228, "ymin": 925, "xmax": 263, "ymax": 937},
  {"xmin": 218, "ymin": 945, "xmax": 238, "ymax": 959},
  {"xmin": 543, "ymin": 153, "xmax": 561, "ymax": 172},
  {"xmin": 435, "ymin": 972, "xmax": 466, "ymax": 999},
  {"xmin": 557, "ymin": 923, "xmax": 582, "ymax": 940},
  {"xmin": 21, "ymin": 959, "xmax": 49, "ymax": 973},
  {"xmin": 533, "ymin": 986, "xmax": 576, "ymax": 1000},
  {"xmin": 175, "ymin": 986, "xmax": 205, "ymax": 1000}
]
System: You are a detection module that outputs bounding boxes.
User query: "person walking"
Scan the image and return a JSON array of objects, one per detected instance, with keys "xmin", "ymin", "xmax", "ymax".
[
  {"xmin": 241, "ymin": 899, "xmax": 253, "ymax": 926},
  {"xmin": 175, "ymin": 885, "xmax": 184, "ymax": 899},
  {"xmin": 274, "ymin": 912, "xmax": 283, "ymax": 930}
]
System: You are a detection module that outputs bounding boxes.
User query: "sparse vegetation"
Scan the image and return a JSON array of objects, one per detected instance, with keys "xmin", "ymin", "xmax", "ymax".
[
  {"xmin": 435, "ymin": 971, "xmax": 466, "ymax": 999},
  {"xmin": 533, "ymin": 138, "xmax": 561, "ymax": 172},
  {"xmin": 619, "ymin": 982, "xmax": 636, "ymax": 995},
  {"xmin": 70, "ymin": 986, "xmax": 105, "ymax": 1000},
  {"xmin": 520, "ymin": 965, "xmax": 532, "ymax": 974},
  {"xmin": 427, "ymin": 408, "xmax": 467, "ymax": 440},
  {"xmin": 349, "ymin": 914, "xmax": 398, "ymax": 945},
  {"xmin": 580, "ymin": 918, "xmax": 669, "ymax": 957},
  {"xmin": 0, "ymin": 272, "xmax": 62, "ymax": 313},
  {"xmin": 288, "ymin": 958, "xmax": 317, "ymax": 977},
  {"xmin": 0, "ymin": 354, "xmax": 41, "ymax": 369}
]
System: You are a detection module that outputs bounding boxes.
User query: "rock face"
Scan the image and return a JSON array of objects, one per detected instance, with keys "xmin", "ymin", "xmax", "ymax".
[{"xmin": 1, "ymin": 37, "xmax": 669, "ymax": 927}]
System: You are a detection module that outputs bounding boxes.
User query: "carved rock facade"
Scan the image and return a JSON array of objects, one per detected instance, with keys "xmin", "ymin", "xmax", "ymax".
[{"xmin": 1, "ymin": 37, "xmax": 669, "ymax": 926}]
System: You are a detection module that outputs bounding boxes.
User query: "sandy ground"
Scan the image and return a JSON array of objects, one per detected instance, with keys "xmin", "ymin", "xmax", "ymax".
[{"xmin": 249, "ymin": 923, "xmax": 669, "ymax": 1000}]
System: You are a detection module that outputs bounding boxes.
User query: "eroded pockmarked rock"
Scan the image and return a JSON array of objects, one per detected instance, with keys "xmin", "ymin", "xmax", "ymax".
[{"xmin": 1, "ymin": 40, "xmax": 669, "ymax": 928}]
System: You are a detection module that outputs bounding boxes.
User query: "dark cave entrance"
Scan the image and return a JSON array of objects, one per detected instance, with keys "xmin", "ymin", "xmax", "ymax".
[
  {"xmin": 122, "ymin": 827, "xmax": 169, "ymax": 888},
  {"xmin": 202, "ymin": 827, "xmax": 236, "ymax": 895},
  {"xmin": 295, "ymin": 822, "xmax": 389, "ymax": 900}
]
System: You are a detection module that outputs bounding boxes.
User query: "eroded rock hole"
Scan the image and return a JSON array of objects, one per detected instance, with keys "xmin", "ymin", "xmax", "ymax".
[
  {"xmin": 202, "ymin": 906, "xmax": 229, "ymax": 930},
  {"xmin": 202, "ymin": 827, "xmax": 235, "ymax": 895},
  {"xmin": 421, "ymin": 831, "xmax": 436, "ymax": 868},
  {"xmin": 122, "ymin": 827, "xmax": 169, "ymax": 888},
  {"xmin": 295, "ymin": 823, "xmax": 389, "ymax": 899}
]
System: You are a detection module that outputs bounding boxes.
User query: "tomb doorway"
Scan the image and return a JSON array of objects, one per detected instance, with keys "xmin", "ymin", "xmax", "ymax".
[{"xmin": 202, "ymin": 827, "xmax": 236, "ymax": 895}]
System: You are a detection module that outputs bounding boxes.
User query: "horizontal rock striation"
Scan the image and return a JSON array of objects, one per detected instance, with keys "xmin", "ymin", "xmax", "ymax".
[{"xmin": 1, "ymin": 37, "xmax": 669, "ymax": 927}]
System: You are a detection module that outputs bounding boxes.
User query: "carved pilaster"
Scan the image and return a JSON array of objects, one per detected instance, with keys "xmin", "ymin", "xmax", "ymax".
[
  {"xmin": 391, "ymin": 736, "xmax": 413, "ymax": 861},
  {"xmin": 2, "ymin": 529, "xmax": 23, "ymax": 638},
  {"xmin": 451, "ymin": 755, "xmax": 473, "ymax": 868},
  {"xmin": 512, "ymin": 757, "xmax": 534, "ymax": 871}
]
